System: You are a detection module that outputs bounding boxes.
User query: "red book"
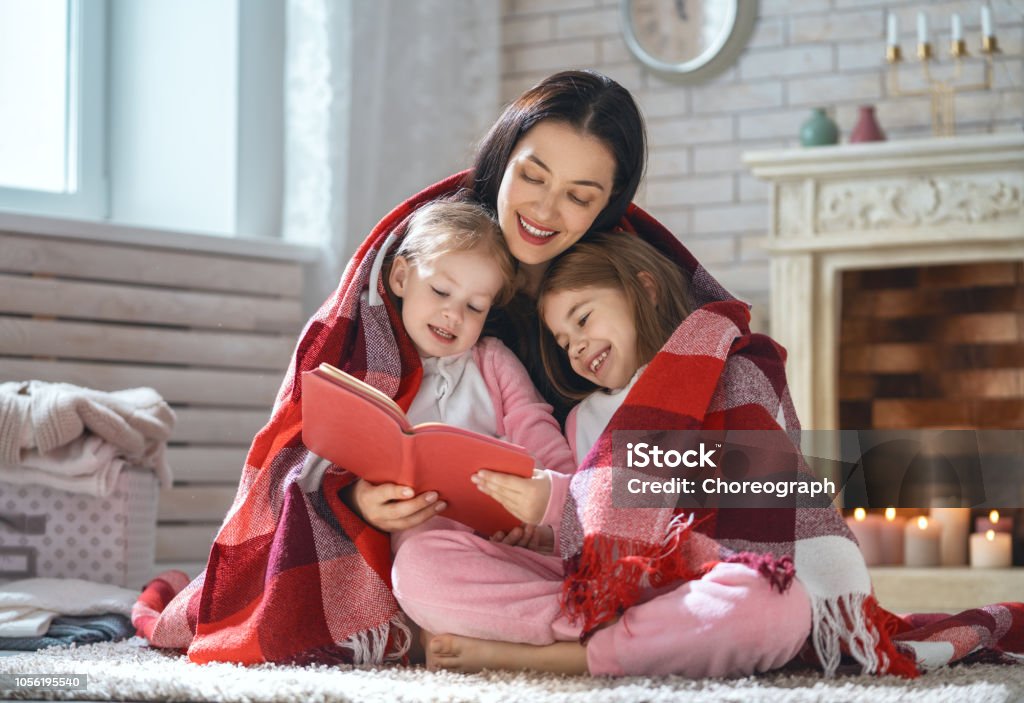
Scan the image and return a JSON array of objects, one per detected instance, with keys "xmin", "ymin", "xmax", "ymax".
[{"xmin": 301, "ymin": 363, "xmax": 535, "ymax": 535}]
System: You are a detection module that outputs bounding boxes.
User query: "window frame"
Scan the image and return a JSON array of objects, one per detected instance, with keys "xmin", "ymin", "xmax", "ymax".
[{"xmin": 0, "ymin": 0, "xmax": 107, "ymax": 219}]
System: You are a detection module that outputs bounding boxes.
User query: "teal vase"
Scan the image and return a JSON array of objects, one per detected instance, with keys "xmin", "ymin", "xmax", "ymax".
[{"xmin": 800, "ymin": 107, "xmax": 839, "ymax": 147}]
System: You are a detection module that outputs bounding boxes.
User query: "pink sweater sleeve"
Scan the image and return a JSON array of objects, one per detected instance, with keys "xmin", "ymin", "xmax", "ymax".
[
  {"xmin": 540, "ymin": 469, "xmax": 572, "ymax": 546},
  {"xmin": 476, "ymin": 337, "xmax": 576, "ymax": 475}
]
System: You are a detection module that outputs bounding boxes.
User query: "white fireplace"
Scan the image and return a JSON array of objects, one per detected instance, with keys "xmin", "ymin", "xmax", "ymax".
[{"xmin": 744, "ymin": 134, "xmax": 1023, "ymax": 431}]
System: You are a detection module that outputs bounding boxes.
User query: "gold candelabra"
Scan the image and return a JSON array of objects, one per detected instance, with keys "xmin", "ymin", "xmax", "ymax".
[{"xmin": 886, "ymin": 19, "xmax": 1001, "ymax": 137}]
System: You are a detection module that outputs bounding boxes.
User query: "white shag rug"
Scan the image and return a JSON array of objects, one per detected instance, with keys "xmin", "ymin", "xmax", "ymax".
[{"xmin": 1, "ymin": 638, "xmax": 1023, "ymax": 703}]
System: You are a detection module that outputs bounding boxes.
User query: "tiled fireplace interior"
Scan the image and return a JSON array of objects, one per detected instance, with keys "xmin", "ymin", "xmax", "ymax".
[{"xmin": 839, "ymin": 261, "xmax": 1023, "ymax": 430}]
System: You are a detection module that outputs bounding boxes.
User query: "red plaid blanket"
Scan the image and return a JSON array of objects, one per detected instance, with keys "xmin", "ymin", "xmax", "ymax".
[{"xmin": 135, "ymin": 172, "xmax": 1024, "ymax": 674}]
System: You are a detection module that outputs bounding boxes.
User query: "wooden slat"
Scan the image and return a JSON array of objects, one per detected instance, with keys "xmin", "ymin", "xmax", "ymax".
[
  {"xmin": 0, "ymin": 231, "xmax": 303, "ymax": 296},
  {"xmin": 158, "ymin": 486, "xmax": 236, "ymax": 522},
  {"xmin": 841, "ymin": 344, "xmax": 936, "ymax": 373},
  {"xmin": 939, "ymin": 369, "xmax": 1024, "ymax": 399},
  {"xmin": 871, "ymin": 399, "xmax": 1024, "ymax": 428},
  {"xmin": 840, "ymin": 370, "xmax": 1024, "ymax": 400},
  {"xmin": 0, "ymin": 274, "xmax": 303, "ymax": 333},
  {"xmin": 841, "ymin": 313, "xmax": 1023, "ymax": 344},
  {"xmin": 0, "ymin": 317, "xmax": 293, "ymax": 370},
  {"xmin": 841, "ymin": 343, "xmax": 1024, "ymax": 373},
  {"xmin": 844, "ymin": 285, "xmax": 1023, "ymax": 319},
  {"xmin": 0, "ymin": 359, "xmax": 280, "ymax": 407},
  {"xmin": 172, "ymin": 408, "xmax": 268, "ymax": 445},
  {"xmin": 845, "ymin": 263, "xmax": 1022, "ymax": 292},
  {"xmin": 871, "ymin": 399, "xmax": 974, "ymax": 428},
  {"xmin": 166, "ymin": 447, "xmax": 246, "ymax": 483},
  {"xmin": 918, "ymin": 262, "xmax": 1022, "ymax": 289},
  {"xmin": 156, "ymin": 525, "xmax": 218, "ymax": 562}
]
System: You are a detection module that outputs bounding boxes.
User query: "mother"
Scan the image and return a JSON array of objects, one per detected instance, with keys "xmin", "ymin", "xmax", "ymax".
[{"xmin": 136, "ymin": 71, "xmax": 903, "ymax": 677}]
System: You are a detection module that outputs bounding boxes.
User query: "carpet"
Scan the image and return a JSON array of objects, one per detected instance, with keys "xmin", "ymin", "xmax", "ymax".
[{"xmin": 1, "ymin": 638, "xmax": 1023, "ymax": 703}]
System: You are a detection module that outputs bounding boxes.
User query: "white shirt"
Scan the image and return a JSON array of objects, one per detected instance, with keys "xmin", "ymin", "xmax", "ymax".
[
  {"xmin": 405, "ymin": 349, "xmax": 498, "ymax": 439},
  {"xmin": 572, "ymin": 366, "xmax": 645, "ymax": 463}
]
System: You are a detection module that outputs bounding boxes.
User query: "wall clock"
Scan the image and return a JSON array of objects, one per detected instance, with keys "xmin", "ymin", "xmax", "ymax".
[{"xmin": 621, "ymin": 0, "xmax": 759, "ymax": 83}]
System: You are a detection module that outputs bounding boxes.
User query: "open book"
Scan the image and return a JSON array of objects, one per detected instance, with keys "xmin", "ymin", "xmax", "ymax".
[{"xmin": 301, "ymin": 363, "xmax": 535, "ymax": 535}]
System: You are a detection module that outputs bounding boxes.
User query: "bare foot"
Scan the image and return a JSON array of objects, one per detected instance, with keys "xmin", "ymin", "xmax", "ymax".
[{"xmin": 425, "ymin": 633, "xmax": 588, "ymax": 674}]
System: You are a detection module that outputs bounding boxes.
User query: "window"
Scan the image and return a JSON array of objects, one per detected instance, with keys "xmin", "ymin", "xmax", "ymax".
[{"xmin": 0, "ymin": 0, "xmax": 106, "ymax": 218}]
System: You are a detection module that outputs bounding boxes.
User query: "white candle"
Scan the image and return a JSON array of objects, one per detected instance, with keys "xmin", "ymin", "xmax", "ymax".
[
  {"xmin": 929, "ymin": 507, "xmax": 970, "ymax": 566},
  {"xmin": 981, "ymin": 6, "xmax": 993, "ymax": 37},
  {"xmin": 887, "ymin": 13, "xmax": 900, "ymax": 46},
  {"xmin": 970, "ymin": 529, "xmax": 1012, "ymax": 568},
  {"xmin": 951, "ymin": 13, "xmax": 963, "ymax": 41},
  {"xmin": 905, "ymin": 515, "xmax": 942, "ymax": 567},
  {"xmin": 879, "ymin": 507, "xmax": 905, "ymax": 565},
  {"xmin": 846, "ymin": 507, "xmax": 884, "ymax": 566},
  {"xmin": 917, "ymin": 12, "xmax": 929, "ymax": 44}
]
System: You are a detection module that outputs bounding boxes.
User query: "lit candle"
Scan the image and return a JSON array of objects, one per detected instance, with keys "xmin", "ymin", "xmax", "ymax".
[
  {"xmin": 929, "ymin": 507, "xmax": 970, "ymax": 566},
  {"xmin": 917, "ymin": 12, "xmax": 929, "ymax": 44},
  {"xmin": 905, "ymin": 515, "xmax": 942, "ymax": 567},
  {"xmin": 975, "ymin": 509, "xmax": 1013, "ymax": 534},
  {"xmin": 981, "ymin": 6, "xmax": 993, "ymax": 37},
  {"xmin": 879, "ymin": 507, "xmax": 906, "ymax": 565},
  {"xmin": 951, "ymin": 13, "xmax": 963, "ymax": 41},
  {"xmin": 887, "ymin": 13, "xmax": 900, "ymax": 46},
  {"xmin": 970, "ymin": 529, "xmax": 1012, "ymax": 568},
  {"xmin": 846, "ymin": 507, "xmax": 884, "ymax": 566}
]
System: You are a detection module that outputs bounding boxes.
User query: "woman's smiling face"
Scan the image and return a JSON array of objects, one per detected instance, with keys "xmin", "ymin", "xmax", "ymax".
[{"xmin": 496, "ymin": 120, "xmax": 616, "ymax": 267}]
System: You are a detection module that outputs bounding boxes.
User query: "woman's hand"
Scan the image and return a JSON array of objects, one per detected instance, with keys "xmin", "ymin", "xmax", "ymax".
[
  {"xmin": 490, "ymin": 523, "xmax": 555, "ymax": 554},
  {"xmin": 340, "ymin": 479, "xmax": 447, "ymax": 532},
  {"xmin": 472, "ymin": 468, "xmax": 551, "ymax": 525}
]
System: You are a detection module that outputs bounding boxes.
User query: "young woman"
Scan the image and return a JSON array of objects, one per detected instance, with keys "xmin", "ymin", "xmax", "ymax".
[
  {"xmin": 343, "ymin": 70, "xmax": 642, "ymax": 532},
  {"xmin": 137, "ymin": 71, "xmax": 927, "ymax": 679}
]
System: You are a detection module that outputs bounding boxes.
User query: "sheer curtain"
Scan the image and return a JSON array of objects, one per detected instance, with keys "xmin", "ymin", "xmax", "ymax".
[{"xmin": 283, "ymin": 0, "xmax": 501, "ymax": 291}]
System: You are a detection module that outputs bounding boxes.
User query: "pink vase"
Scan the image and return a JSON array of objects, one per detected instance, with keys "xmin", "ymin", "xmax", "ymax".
[{"xmin": 850, "ymin": 105, "xmax": 886, "ymax": 143}]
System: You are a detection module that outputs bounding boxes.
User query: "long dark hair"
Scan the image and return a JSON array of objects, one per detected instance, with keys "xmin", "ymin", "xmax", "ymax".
[{"xmin": 471, "ymin": 70, "xmax": 646, "ymax": 233}]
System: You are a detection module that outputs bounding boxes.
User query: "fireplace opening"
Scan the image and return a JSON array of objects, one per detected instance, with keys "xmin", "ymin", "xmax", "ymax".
[
  {"xmin": 839, "ymin": 261, "xmax": 1023, "ymax": 430},
  {"xmin": 837, "ymin": 261, "xmax": 1023, "ymax": 563}
]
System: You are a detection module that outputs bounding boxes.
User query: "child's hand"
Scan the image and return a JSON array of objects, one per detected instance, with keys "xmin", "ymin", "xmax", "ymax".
[
  {"xmin": 490, "ymin": 523, "xmax": 555, "ymax": 554},
  {"xmin": 472, "ymin": 468, "xmax": 551, "ymax": 525},
  {"xmin": 340, "ymin": 478, "xmax": 447, "ymax": 532}
]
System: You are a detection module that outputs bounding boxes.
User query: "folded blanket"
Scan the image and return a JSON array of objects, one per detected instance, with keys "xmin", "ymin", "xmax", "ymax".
[
  {"xmin": 134, "ymin": 172, "xmax": 1024, "ymax": 674},
  {"xmin": 0, "ymin": 613, "xmax": 134, "ymax": 651},
  {"xmin": 0, "ymin": 578, "xmax": 140, "ymax": 637},
  {"xmin": 1, "ymin": 435, "xmax": 126, "ymax": 497},
  {"xmin": 0, "ymin": 381, "xmax": 175, "ymax": 493}
]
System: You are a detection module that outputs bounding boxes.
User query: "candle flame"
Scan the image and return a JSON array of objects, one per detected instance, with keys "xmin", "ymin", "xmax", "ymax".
[
  {"xmin": 885, "ymin": 507, "xmax": 897, "ymax": 521},
  {"xmin": 854, "ymin": 507, "xmax": 867, "ymax": 521},
  {"xmin": 990, "ymin": 510, "xmax": 1000, "ymax": 523},
  {"xmin": 917, "ymin": 516, "xmax": 929, "ymax": 530},
  {"xmin": 986, "ymin": 529, "xmax": 996, "ymax": 542}
]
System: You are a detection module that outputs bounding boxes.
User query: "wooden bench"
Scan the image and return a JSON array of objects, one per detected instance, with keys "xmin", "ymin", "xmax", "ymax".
[{"xmin": 0, "ymin": 220, "xmax": 320, "ymax": 577}]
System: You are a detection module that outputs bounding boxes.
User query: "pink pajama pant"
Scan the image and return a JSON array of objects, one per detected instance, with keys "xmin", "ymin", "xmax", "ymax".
[{"xmin": 391, "ymin": 518, "xmax": 812, "ymax": 677}]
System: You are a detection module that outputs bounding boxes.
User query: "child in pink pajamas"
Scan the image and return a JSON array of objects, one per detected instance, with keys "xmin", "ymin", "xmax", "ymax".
[
  {"xmin": 380, "ymin": 199, "xmax": 575, "ymax": 555},
  {"xmin": 391, "ymin": 233, "xmax": 812, "ymax": 676}
]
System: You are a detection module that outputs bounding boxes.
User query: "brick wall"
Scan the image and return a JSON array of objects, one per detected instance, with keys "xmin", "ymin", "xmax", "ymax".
[{"xmin": 500, "ymin": 0, "xmax": 1023, "ymax": 332}]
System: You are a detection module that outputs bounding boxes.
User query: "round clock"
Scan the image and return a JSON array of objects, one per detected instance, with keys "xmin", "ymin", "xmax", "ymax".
[{"xmin": 621, "ymin": 0, "xmax": 758, "ymax": 82}]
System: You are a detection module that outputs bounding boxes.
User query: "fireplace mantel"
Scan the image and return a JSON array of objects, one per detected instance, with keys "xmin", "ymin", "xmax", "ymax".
[{"xmin": 744, "ymin": 134, "xmax": 1024, "ymax": 429}]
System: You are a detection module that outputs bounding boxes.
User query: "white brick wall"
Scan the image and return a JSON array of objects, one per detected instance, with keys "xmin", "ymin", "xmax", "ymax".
[{"xmin": 500, "ymin": 0, "xmax": 1023, "ymax": 331}]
